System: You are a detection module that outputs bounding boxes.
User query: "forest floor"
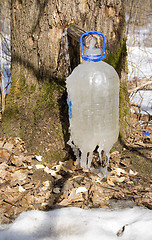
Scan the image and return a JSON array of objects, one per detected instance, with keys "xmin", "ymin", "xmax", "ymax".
[{"xmin": 0, "ymin": 109, "xmax": 152, "ymax": 225}]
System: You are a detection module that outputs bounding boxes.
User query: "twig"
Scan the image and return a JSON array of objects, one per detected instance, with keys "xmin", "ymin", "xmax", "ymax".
[
  {"xmin": 129, "ymin": 80, "xmax": 152, "ymax": 93},
  {"xmin": 3, "ymin": 199, "xmax": 17, "ymax": 207},
  {"xmin": 6, "ymin": 191, "xmax": 29, "ymax": 212}
]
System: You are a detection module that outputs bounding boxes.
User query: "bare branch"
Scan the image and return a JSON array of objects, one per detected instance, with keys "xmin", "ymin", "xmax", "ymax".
[{"xmin": 128, "ymin": 80, "xmax": 152, "ymax": 93}]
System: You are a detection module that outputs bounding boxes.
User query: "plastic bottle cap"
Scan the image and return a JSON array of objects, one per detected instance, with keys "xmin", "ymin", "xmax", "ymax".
[{"xmin": 80, "ymin": 31, "xmax": 106, "ymax": 62}]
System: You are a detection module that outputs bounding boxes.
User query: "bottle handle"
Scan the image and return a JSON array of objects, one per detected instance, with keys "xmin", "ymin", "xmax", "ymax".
[{"xmin": 80, "ymin": 31, "xmax": 106, "ymax": 62}]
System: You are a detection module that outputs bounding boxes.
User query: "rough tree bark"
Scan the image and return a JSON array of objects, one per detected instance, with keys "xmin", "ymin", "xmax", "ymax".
[{"xmin": 11, "ymin": 0, "xmax": 125, "ymax": 82}]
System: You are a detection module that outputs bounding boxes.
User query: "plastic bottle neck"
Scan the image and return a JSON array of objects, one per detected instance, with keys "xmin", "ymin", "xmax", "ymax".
[{"xmin": 84, "ymin": 37, "xmax": 102, "ymax": 62}]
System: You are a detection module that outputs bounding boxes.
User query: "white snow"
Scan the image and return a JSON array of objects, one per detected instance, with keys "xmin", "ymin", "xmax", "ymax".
[
  {"xmin": 0, "ymin": 207, "xmax": 152, "ymax": 240},
  {"xmin": 127, "ymin": 21, "xmax": 152, "ymax": 116},
  {"xmin": 0, "ymin": 15, "xmax": 11, "ymax": 94},
  {"xmin": 127, "ymin": 23, "xmax": 152, "ymax": 81},
  {"xmin": 127, "ymin": 46, "xmax": 152, "ymax": 80},
  {"xmin": 130, "ymin": 90, "xmax": 152, "ymax": 115}
]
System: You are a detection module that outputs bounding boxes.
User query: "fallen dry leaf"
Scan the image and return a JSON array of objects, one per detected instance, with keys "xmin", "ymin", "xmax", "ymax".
[
  {"xmin": 35, "ymin": 155, "xmax": 42, "ymax": 162},
  {"xmin": 44, "ymin": 166, "xmax": 52, "ymax": 174},
  {"xmin": 3, "ymin": 142, "xmax": 14, "ymax": 152},
  {"xmin": 107, "ymin": 175, "xmax": 126, "ymax": 186},
  {"xmin": 44, "ymin": 168, "xmax": 62, "ymax": 180},
  {"xmin": 117, "ymin": 177, "xmax": 126, "ymax": 183},
  {"xmin": 129, "ymin": 169, "xmax": 138, "ymax": 176},
  {"xmin": 111, "ymin": 168, "xmax": 126, "ymax": 176},
  {"xmin": 76, "ymin": 187, "xmax": 87, "ymax": 194},
  {"xmin": 0, "ymin": 149, "xmax": 11, "ymax": 161},
  {"xmin": 35, "ymin": 164, "xmax": 45, "ymax": 169},
  {"xmin": 53, "ymin": 188, "xmax": 61, "ymax": 194},
  {"xmin": 19, "ymin": 186, "xmax": 25, "ymax": 192},
  {"xmin": 107, "ymin": 177, "xmax": 115, "ymax": 186},
  {"xmin": 58, "ymin": 198, "xmax": 69, "ymax": 206},
  {"xmin": 41, "ymin": 181, "xmax": 50, "ymax": 191},
  {"xmin": 68, "ymin": 189, "xmax": 84, "ymax": 203},
  {"xmin": 11, "ymin": 170, "xmax": 28, "ymax": 182}
]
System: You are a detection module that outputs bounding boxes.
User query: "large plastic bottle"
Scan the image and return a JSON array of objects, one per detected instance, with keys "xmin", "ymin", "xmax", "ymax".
[{"xmin": 66, "ymin": 31, "xmax": 119, "ymax": 175}]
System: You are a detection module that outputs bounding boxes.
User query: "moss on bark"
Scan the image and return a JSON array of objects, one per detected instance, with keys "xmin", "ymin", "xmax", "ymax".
[
  {"xmin": 1, "ymin": 75, "xmax": 67, "ymax": 162},
  {"xmin": 105, "ymin": 37, "xmax": 130, "ymax": 140}
]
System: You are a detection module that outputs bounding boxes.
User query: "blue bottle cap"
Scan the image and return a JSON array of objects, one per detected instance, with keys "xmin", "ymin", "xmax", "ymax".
[{"xmin": 80, "ymin": 31, "xmax": 106, "ymax": 62}]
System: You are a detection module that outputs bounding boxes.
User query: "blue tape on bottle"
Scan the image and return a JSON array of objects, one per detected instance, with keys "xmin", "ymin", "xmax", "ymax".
[{"xmin": 67, "ymin": 98, "xmax": 72, "ymax": 119}]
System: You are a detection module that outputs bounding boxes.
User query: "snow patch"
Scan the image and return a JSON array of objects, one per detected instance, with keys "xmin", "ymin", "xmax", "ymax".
[{"xmin": 0, "ymin": 207, "xmax": 152, "ymax": 240}]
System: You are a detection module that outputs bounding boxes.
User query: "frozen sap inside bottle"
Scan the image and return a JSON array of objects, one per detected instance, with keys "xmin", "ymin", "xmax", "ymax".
[{"xmin": 66, "ymin": 32, "xmax": 119, "ymax": 175}]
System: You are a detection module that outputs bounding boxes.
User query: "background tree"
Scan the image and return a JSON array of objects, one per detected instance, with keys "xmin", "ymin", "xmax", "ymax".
[{"xmin": 0, "ymin": 0, "xmax": 11, "ymax": 116}]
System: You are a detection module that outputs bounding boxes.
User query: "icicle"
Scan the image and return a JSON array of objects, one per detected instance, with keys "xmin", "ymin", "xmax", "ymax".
[
  {"xmin": 87, "ymin": 152, "xmax": 93, "ymax": 169},
  {"xmin": 80, "ymin": 151, "xmax": 88, "ymax": 169},
  {"xmin": 102, "ymin": 152, "xmax": 110, "ymax": 177},
  {"xmin": 60, "ymin": 27, "xmax": 70, "ymax": 76},
  {"xmin": 106, "ymin": 152, "xmax": 110, "ymax": 167},
  {"xmin": 65, "ymin": 29, "xmax": 69, "ymax": 62}
]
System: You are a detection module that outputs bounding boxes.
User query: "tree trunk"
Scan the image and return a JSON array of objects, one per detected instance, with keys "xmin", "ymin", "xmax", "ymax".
[
  {"xmin": 1, "ymin": 0, "xmax": 128, "ymax": 161},
  {"xmin": 11, "ymin": 0, "xmax": 125, "ymax": 82}
]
